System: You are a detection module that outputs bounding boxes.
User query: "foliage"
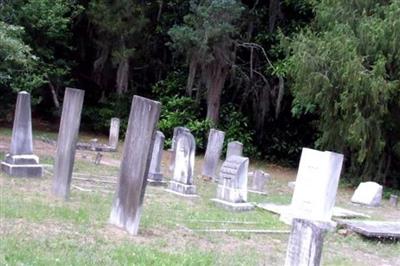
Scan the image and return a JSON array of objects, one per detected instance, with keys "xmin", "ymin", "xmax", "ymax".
[
  {"xmin": 219, "ymin": 104, "xmax": 259, "ymax": 158},
  {"xmin": 286, "ymin": 0, "xmax": 400, "ymax": 187}
]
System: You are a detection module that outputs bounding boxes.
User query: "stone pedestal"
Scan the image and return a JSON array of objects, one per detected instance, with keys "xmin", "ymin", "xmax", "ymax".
[
  {"xmin": 1, "ymin": 91, "xmax": 43, "ymax": 177},
  {"xmin": 166, "ymin": 180, "xmax": 198, "ymax": 197}
]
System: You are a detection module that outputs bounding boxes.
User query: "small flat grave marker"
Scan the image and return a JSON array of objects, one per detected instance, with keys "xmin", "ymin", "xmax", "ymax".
[{"xmin": 337, "ymin": 220, "xmax": 400, "ymax": 239}]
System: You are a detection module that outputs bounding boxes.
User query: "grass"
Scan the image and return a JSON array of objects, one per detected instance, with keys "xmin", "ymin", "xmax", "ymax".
[{"xmin": 0, "ymin": 128, "xmax": 399, "ymax": 265}]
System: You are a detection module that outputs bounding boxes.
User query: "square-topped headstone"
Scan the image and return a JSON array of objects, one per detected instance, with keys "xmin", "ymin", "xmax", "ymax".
[
  {"xmin": 202, "ymin": 129, "xmax": 225, "ymax": 181},
  {"xmin": 248, "ymin": 170, "xmax": 271, "ymax": 195},
  {"xmin": 108, "ymin": 117, "xmax": 120, "ymax": 150},
  {"xmin": 1, "ymin": 91, "xmax": 43, "ymax": 177},
  {"xmin": 351, "ymin": 182, "xmax": 382, "ymax": 207},
  {"xmin": 109, "ymin": 96, "xmax": 161, "ymax": 235},
  {"xmin": 280, "ymin": 148, "xmax": 344, "ymax": 225},
  {"xmin": 226, "ymin": 141, "xmax": 243, "ymax": 158}
]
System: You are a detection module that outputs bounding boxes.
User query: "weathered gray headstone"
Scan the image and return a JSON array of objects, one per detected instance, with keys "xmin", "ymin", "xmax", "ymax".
[
  {"xmin": 52, "ymin": 88, "xmax": 85, "ymax": 199},
  {"xmin": 148, "ymin": 131, "xmax": 166, "ymax": 186},
  {"xmin": 108, "ymin": 117, "xmax": 120, "ymax": 150},
  {"xmin": 351, "ymin": 181, "xmax": 383, "ymax": 207},
  {"xmin": 1, "ymin": 91, "xmax": 43, "ymax": 177},
  {"xmin": 211, "ymin": 155, "xmax": 253, "ymax": 211},
  {"xmin": 109, "ymin": 96, "xmax": 161, "ymax": 235},
  {"xmin": 389, "ymin": 194, "xmax": 398, "ymax": 208},
  {"xmin": 285, "ymin": 219, "xmax": 329, "ymax": 266},
  {"xmin": 249, "ymin": 170, "xmax": 271, "ymax": 195},
  {"xmin": 202, "ymin": 128, "xmax": 225, "ymax": 181},
  {"xmin": 226, "ymin": 141, "xmax": 243, "ymax": 158},
  {"xmin": 169, "ymin": 127, "xmax": 190, "ymax": 171},
  {"xmin": 280, "ymin": 148, "xmax": 344, "ymax": 225},
  {"xmin": 166, "ymin": 131, "xmax": 198, "ymax": 197}
]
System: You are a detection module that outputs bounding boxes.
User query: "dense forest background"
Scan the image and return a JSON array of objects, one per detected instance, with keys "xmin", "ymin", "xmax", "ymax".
[{"xmin": 0, "ymin": 0, "xmax": 399, "ymax": 189}]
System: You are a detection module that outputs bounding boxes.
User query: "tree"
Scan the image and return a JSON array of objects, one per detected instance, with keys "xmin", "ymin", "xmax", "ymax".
[
  {"xmin": 287, "ymin": 0, "xmax": 400, "ymax": 187},
  {"xmin": 168, "ymin": 0, "xmax": 245, "ymax": 124},
  {"xmin": 88, "ymin": 0, "xmax": 148, "ymax": 95}
]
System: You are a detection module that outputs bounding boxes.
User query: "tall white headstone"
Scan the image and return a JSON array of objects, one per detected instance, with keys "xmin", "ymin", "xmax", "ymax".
[
  {"xmin": 166, "ymin": 131, "xmax": 197, "ymax": 197},
  {"xmin": 169, "ymin": 127, "xmax": 190, "ymax": 171},
  {"xmin": 108, "ymin": 117, "xmax": 120, "ymax": 150},
  {"xmin": 280, "ymin": 148, "xmax": 344, "ymax": 225}
]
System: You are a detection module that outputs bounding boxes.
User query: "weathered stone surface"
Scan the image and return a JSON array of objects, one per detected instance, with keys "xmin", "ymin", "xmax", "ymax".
[
  {"xmin": 285, "ymin": 219, "xmax": 329, "ymax": 266},
  {"xmin": 166, "ymin": 131, "xmax": 197, "ymax": 197},
  {"xmin": 226, "ymin": 141, "xmax": 243, "ymax": 158},
  {"xmin": 249, "ymin": 170, "xmax": 271, "ymax": 194},
  {"xmin": 351, "ymin": 181, "xmax": 383, "ymax": 207},
  {"xmin": 148, "ymin": 131, "xmax": 166, "ymax": 186},
  {"xmin": 1, "ymin": 91, "xmax": 43, "ymax": 177},
  {"xmin": 52, "ymin": 88, "xmax": 85, "ymax": 199},
  {"xmin": 202, "ymin": 129, "xmax": 225, "ymax": 181},
  {"xmin": 109, "ymin": 118, "xmax": 120, "ymax": 150},
  {"xmin": 109, "ymin": 96, "xmax": 161, "ymax": 235},
  {"xmin": 337, "ymin": 220, "xmax": 400, "ymax": 238},
  {"xmin": 211, "ymin": 155, "xmax": 253, "ymax": 211},
  {"xmin": 281, "ymin": 148, "xmax": 344, "ymax": 224},
  {"xmin": 169, "ymin": 127, "xmax": 190, "ymax": 171},
  {"xmin": 389, "ymin": 194, "xmax": 398, "ymax": 208}
]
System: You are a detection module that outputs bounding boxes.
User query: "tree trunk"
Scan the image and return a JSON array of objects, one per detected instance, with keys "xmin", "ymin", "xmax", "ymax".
[
  {"xmin": 186, "ymin": 58, "xmax": 198, "ymax": 97},
  {"xmin": 116, "ymin": 59, "xmax": 129, "ymax": 95},
  {"xmin": 206, "ymin": 64, "xmax": 229, "ymax": 124}
]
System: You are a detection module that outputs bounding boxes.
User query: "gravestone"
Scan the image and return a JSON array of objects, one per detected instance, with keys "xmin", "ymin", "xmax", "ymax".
[
  {"xmin": 211, "ymin": 155, "xmax": 253, "ymax": 211},
  {"xmin": 389, "ymin": 195, "xmax": 398, "ymax": 208},
  {"xmin": 351, "ymin": 181, "xmax": 382, "ymax": 207},
  {"xmin": 166, "ymin": 131, "xmax": 198, "ymax": 197},
  {"xmin": 169, "ymin": 127, "xmax": 190, "ymax": 171},
  {"xmin": 285, "ymin": 219, "xmax": 329, "ymax": 266},
  {"xmin": 1, "ymin": 91, "xmax": 43, "ymax": 177},
  {"xmin": 52, "ymin": 88, "xmax": 85, "ymax": 199},
  {"xmin": 108, "ymin": 118, "xmax": 120, "ymax": 150},
  {"xmin": 109, "ymin": 96, "xmax": 161, "ymax": 235},
  {"xmin": 148, "ymin": 131, "xmax": 166, "ymax": 186},
  {"xmin": 226, "ymin": 141, "xmax": 243, "ymax": 158},
  {"xmin": 337, "ymin": 220, "xmax": 400, "ymax": 239},
  {"xmin": 202, "ymin": 129, "xmax": 225, "ymax": 181},
  {"xmin": 248, "ymin": 170, "xmax": 271, "ymax": 195},
  {"xmin": 280, "ymin": 148, "xmax": 344, "ymax": 225}
]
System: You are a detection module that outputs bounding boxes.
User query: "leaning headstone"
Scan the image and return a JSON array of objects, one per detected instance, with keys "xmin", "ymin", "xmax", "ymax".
[
  {"xmin": 280, "ymin": 148, "xmax": 344, "ymax": 225},
  {"xmin": 248, "ymin": 170, "xmax": 271, "ymax": 195},
  {"xmin": 148, "ymin": 131, "xmax": 166, "ymax": 186},
  {"xmin": 285, "ymin": 219, "xmax": 329, "ymax": 266},
  {"xmin": 166, "ymin": 131, "xmax": 198, "ymax": 197},
  {"xmin": 109, "ymin": 96, "xmax": 161, "ymax": 235},
  {"xmin": 169, "ymin": 127, "xmax": 190, "ymax": 171},
  {"xmin": 52, "ymin": 88, "xmax": 85, "ymax": 199},
  {"xmin": 351, "ymin": 181, "xmax": 383, "ymax": 207},
  {"xmin": 108, "ymin": 118, "xmax": 120, "ymax": 150},
  {"xmin": 226, "ymin": 141, "xmax": 243, "ymax": 158},
  {"xmin": 202, "ymin": 129, "xmax": 225, "ymax": 181},
  {"xmin": 211, "ymin": 155, "xmax": 254, "ymax": 211},
  {"xmin": 1, "ymin": 91, "xmax": 43, "ymax": 177}
]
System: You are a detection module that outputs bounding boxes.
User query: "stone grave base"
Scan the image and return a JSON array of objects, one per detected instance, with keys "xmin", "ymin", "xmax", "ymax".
[
  {"xmin": 1, "ymin": 161, "xmax": 43, "ymax": 177},
  {"xmin": 147, "ymin": 178, "xmax": 167, "ymax": 187},
  {"xmin": 337, "ymin": 220, "xmax": 400, "ymax": 238},
  {"xmin": 211, "ymin": 198, "xmax": 254, "ymax": 212},
  {"xmin": 165, "ymin": 181, "xmax": 198, "ymax": 197}
]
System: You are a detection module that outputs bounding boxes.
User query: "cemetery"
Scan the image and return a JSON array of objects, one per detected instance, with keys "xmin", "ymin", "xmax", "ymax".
[
  {"xmin": 1, "ymin": 1, "xmax": 400, "ymax": 265},
  {"xmin": 0, "ymin": 91, "xmax": 399, "ymax": 265}
]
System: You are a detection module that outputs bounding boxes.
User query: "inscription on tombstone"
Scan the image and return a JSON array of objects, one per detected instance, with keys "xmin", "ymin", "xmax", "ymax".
[
  {"xmin": 211, "ymin": 155, "xmax": 253, "ymax": 211},
  {"xmin": 148, "ymin": 131, "xmax": 166, "ymax": 186},
  {"xmin": 169, "ymin": 127, "xmax": 190, "ymax": 171},
  {"xmin": 166, "ymin": 131, "xmax": 197, "ymax": 197},
  {"xmin": 202, "ymin": 129, "xmax": 225, "ymax": 181},
  {"xmin": 226, "ymin": 141, "xmax": 243, "ymax": 158},
  {"xmin": 52, "ymin": 88, "xmax": 85, "ymax": 199},
  {"xmin": 109, "ymin": 96, "xmax": 161, "ymax": 235},
  {"xmin": 108, "ymin": 118, "xmax": 120, "ymax": 150},
  {"xmin": 285, "ymin": 219, "xmax": 329, "ymax": 266},
  {"xmin": 280, "ymin": 148, "xmax": 344, "ymax": 225},
  {"xmin": 1, "ymin": 91, "xmax": 43, "ymax": 177}
]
